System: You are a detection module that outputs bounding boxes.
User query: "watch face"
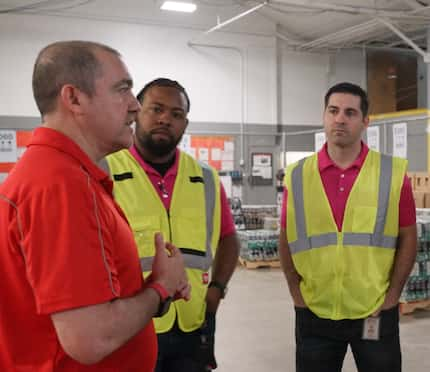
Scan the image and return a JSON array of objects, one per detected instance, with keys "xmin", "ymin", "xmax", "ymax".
[{"xmin": 158, "ymin": 296, "xmax": 173, "ymax": 317}]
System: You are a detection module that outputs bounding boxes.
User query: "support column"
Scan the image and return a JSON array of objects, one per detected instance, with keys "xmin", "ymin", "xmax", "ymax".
[{"xmin": 427, "ymin": 27, "xmax": 430, "ymax": 171}]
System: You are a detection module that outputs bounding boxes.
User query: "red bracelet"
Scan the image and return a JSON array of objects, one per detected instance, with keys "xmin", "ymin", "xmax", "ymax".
[{"xmin": 145, "ymin": 282, "xmax": 170, "ymax": 301}]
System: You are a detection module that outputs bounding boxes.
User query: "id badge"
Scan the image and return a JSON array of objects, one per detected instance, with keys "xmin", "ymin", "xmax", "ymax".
[{"xmin": 362, "ymin": 316, "xmax": 380, "ymax": 341}]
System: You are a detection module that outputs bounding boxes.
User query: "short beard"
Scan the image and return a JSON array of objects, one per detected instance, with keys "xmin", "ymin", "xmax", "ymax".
[{"xmin": 137, "ymin": 130, "xmax": 182, "ymax": 157}]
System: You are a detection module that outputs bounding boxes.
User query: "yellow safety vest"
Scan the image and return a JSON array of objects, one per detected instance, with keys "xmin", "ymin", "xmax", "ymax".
[
  {"xmin": 284, "ymin": 150, "xmax": 407, "ymax": 320},
  {"xmin": 106, "ymin": 150, "xmax": 221, "ymax": 333}
]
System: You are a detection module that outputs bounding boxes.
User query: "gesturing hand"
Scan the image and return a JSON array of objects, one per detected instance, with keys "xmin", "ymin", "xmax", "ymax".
[{"xmin": 150, "ymin": 233, "xmax": 190, "ymax": 299}]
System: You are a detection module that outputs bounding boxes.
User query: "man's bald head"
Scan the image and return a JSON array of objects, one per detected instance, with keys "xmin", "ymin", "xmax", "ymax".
[{"xmin": 32, "ymin": 40, "xmax": 121, "ymax": 116}]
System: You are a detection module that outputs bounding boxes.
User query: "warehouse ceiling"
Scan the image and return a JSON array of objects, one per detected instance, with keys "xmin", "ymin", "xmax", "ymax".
[{"xmin": 1, "ymin": 0, "xmax": 430, "ymax": 53}]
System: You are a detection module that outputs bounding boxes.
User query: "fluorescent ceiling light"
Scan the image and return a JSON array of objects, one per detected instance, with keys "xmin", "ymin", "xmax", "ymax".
[{"xmin": 161, "ymin": 1, "xmax": 196, "ymax": 13}]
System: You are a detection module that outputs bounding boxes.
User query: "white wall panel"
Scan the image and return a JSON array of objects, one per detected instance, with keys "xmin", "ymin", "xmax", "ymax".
[
  {"xmin": 0, "ymin": 13, "xmax": 275, "ymax": 124},
  {"xmin": 0, "ymin": 13, "xmax": 366, "ymax": 127},
  {"xmin": 282, "ymin": 50, "xmax": 330, "ymax": 126}
]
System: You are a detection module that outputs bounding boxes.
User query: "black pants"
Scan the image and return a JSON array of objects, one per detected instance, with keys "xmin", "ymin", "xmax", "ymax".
[
  {"xmin": 155, "ymin": 325, "xmax": 205, "ymax": 372},
  {"xmin": 295, "ymin": 306, "xmax": 401, "ymax": 372}
]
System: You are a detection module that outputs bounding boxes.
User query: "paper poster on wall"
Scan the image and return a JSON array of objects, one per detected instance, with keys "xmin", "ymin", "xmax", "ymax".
[
  {"xmin": 220, "ymin": 175, "xmax": 232, "ymax": 198},
  {"xmin": 191, "ymin": 136, "xmax": 234, "ymax": 170},
  {"xmin": 224, "ymin": 141, "xmax": 234, "ymax": 152},
  {"xmin": 188, "ymin": 148, "xmax": 197, "ymax": 159},
  {"xmin": 211, "ymin": 148, "xmax": 221, "ymax": 161},
  {"xmin": 198, "ymin": 148, "xmax": 209, "ymax": 162},
  {"xmin": 178, "ymin": 134, "xmax": 191, "ymax": 153},
  {"xmin": 0, "ymin": 130, "xmax": 17, "ymax": 162},
  {"xmin": 314, "ymin": 132, "xmax": 326, "ymax": 152},
  {"xmin": 392, "ymin": 123, "xmax": 407, "ymax": 158},
  {"xmin": 221, "ymin": 161, "xmax": 234, "ymax": 171},
  {"xmin": 366, "ymin": 126, "xmax": 380, "ymax": 152},
  {"xmin": 0, "ymin": 130, "xmax": 33, "ymax": 178},
  {"xmin": 221, "ymin": 151, "xmax": 234, "ymax": 161},
  {"xmin": 251, "ymin": 152, "xmax": 272, "ymax": 184}
]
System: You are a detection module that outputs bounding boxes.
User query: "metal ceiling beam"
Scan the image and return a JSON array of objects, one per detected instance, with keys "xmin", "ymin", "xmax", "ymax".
[
  {"xmin": 270, "ymin": 0, "xmax": 402, "ymax": 15},
  {"xmin": 296, "ymin": 19, "xmax": 380, "ymax": 50},
  {"xmin": 399, "ymin": 0, "xmax": 424, "ymax": 10},
  {"xmin": 377, "ymin": 17, "xmax": 427, "ymax": 58},
  {"xmin": 270, "ymin": 0, "xmax": 430, "ymax": 20},
  {"xmin": 386, "ymin": 32, "xmax": 426, "ymax": 47},
  {"xmin": 204, "ymin": 1, "xmax": 268, "ymax": 34},
  {"xmin": 275, "ymin": 31, "xmax": 302, "ymax": 45}
]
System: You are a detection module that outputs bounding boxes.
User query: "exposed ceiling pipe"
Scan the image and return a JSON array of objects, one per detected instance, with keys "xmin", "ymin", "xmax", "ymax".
[
  {"xmin": 377, "ymin": 17, "xmax": 428, "ymax": 59},
  {"xmin": 204, "ymin": 1, "xmax": 268, "ymax": 34},
  {"xmin": 270, "ymin": 0, "xmax": 430, "ymax": 19},
  {"xmin": 275, "ymin": 31, "xmax": 302, "ymax": 45},
  {"xmin": 297, "ymin": 19, "xmax": 380, "ymax": 50},
  {"xmin": 386, "ymin": 32, "xmax": 427, "ymax": 47},
  {"xmin": 399, "ymin": 0, "xmax": 425, "ymax": 10}
]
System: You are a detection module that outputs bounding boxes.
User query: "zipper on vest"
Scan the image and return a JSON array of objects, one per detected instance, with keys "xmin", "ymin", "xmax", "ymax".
[
  {"xmin": 166, "ymin": 209, "xmax": 173, "ymax": 242},
  {"xmin": 333, "ymin": 232, "xmax": 344, "ymax": 319}
]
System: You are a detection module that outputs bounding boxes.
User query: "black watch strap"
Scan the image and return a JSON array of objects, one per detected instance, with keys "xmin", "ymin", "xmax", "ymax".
[{"xmin": 208, "ymin": 280, "xmax": 227, "ymax": 299}]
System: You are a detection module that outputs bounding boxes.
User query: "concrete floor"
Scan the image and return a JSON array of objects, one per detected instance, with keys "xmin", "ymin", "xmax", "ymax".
[{"xmin": 215, "ymin": 267, "xmax": 430, "ymax": 372}]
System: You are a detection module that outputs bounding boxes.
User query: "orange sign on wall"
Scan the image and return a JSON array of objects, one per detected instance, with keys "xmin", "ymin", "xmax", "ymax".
[
  {"xmin": 0, "ymin": 130, "xmax": 33, "ymax": 174},
  {"xmin": 190, "ymin": 136, "xmax": 234, "ymax": 171}
]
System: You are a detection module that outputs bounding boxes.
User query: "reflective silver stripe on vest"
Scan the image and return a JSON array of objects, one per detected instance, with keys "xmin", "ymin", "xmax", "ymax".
[
  {"xmin": 289, "ymin": 233, "xmax": 338, "ymax": 253},
  {"xmin": 140, "ymin": 162, "xmax": 216, "ymax": 272},
  {"xmin": 289, "ymin": 154, "xmax": 397, "ymax": 254},
  {"xmin": 342, "ymin": 233, "xmax": 396, "ymax": 249}
]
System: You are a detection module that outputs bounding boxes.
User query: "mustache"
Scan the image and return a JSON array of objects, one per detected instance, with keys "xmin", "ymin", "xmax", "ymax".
[{"xmin": 150, "ymin": 128, "xmax": 172, "ymax": 135}]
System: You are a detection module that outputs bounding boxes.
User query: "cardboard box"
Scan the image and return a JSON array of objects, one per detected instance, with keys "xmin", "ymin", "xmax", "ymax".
[
  {"xmin": 415, "ymin": 172, "xmax": 430, "ymax": 191},
  {"xmin": 424, "ymin": 193, "xmax": 430, "ymax": 208},
  {"xmin": 413, "ymin": 191, "xmax": 426, "ymax": 208}
]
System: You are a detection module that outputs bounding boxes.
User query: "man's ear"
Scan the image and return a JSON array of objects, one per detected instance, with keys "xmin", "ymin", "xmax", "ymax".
[
  {"xmin": 363, "ymin": 116, "xmax": 370, "ymax": 129},
  {"xmin": 59, "ymin": 84, "xmax": 88, "ymax": 114}
]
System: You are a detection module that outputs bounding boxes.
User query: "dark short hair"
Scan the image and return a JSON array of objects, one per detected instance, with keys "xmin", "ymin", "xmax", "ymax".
[
  {"xmin": 32, "ymin": 40, "xmax": 120, "ymax": 116},
  {"xmin": 136, "ymin": 78, "xmax": 190, "ymax": 113},
  {"xmin": 324, "ymin": 82, "xmax": 369, "ymax": 117}
]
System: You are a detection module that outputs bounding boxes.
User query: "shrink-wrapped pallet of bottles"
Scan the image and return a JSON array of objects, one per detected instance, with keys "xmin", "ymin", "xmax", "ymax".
[
  {"xmin": 237, "ymin": 230, "xmax": 279, "ymax": 262},
  {"xmin": 241, "ymin": 205, "xmax": 278, "ymax": 230},
  {"xmin": 400, "ymin": 214, "xmax": 430, "ymax": 302}
]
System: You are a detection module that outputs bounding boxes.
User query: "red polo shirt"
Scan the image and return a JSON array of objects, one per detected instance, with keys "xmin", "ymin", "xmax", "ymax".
[
  {"xmin": 281, "ymin": 142, "xmax": 416, "ymax": 230},
  {"xmin": 0, "ymin": 127, "xmax": 157, "ymax": 371},
  {"xmin": 129, "ymin": 145, "xmax": 236, "ymax": 238}
]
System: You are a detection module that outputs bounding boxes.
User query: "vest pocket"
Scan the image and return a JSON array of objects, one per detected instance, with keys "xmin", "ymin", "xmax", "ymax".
[
  {"xmin": 130, "ymin": 216, "xmax": 161, "ymax": 259},
  {"xmin": 171, "ymin": 209, "xmax": 205, "ymax": 249},
  {"xmin": 351, "ymin": 206, "xmax": 377, "ymax": 233}
]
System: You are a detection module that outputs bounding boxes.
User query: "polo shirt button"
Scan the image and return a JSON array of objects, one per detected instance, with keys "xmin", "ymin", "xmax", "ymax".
[
  {"xmin": 340, "ymin": 174, "xmax": 345, "ymax": 178},
  {"xmin": 340, "ymin": 187, "xmax": 344, "ymax": 192}
]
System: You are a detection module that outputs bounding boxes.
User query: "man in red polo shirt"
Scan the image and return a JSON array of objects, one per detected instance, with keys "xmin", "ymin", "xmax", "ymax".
[
  {"xmin": 0, "ymin": 41, "xmax": 189, "ymax": 371},
  {"xmin": 280, "ymin": 82, "xmax": 417, "ymax": 372}
]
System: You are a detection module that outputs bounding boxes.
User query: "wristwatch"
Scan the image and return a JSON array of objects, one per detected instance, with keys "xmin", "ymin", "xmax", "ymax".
[
  {"xmin": 208, "ymin": 280, "xmax": 228, "ymax": 299},
  {"xmin": 146, "ymin": 282, "xmax": 173, "ymax": 317}
]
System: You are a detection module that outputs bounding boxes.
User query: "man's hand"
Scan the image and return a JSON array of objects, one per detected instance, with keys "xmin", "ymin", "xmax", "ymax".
[
  {"xmin": 199, "ymin": 312, "xmax": 217, "ymax": 370},
  {"xmin": 150, "ymin": 233, "xmax": 189, "ymax": 298},
  {"xmin": 371, "ymin": 291, "xmax": 400, "ymax": 316},
  {"xmin": 290, "ymin": 272, "xmax": 307, "ymax": 308}
]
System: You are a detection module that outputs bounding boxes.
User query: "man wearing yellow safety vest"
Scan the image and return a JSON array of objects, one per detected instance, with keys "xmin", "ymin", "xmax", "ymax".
[
  {"xmin": 105, "ymin": 78, "xmax": 240, "ymax": 372},
  {"xmin": 280, "ymin": 82, "xmax": 417, "ymax": 372}
]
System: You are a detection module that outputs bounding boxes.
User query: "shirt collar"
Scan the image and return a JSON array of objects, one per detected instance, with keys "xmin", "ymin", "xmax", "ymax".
[
  {"xmin": 29, "ymin": 127, "xmax": 109, "ymax": 183},
  {"xmin": 129, "ymin": 145, "xmax": 180, "ymax": 178},
  {"xmin": 318, "ymin": 141, "xmax": 369, "ymax": 172}
]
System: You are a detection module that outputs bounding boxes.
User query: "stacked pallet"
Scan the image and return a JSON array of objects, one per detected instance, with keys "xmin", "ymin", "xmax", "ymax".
[
  {"xmin": 410, "ymin": 172, "xmax": 430, "ymax": 208},
  {"xmin": 400, "ymin": 209, "xmax": 430, "ymax": 315}
]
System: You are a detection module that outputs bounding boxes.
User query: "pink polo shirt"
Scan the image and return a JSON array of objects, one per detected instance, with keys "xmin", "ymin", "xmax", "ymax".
[
  {"xmin": 281, "ymin": 142, "xmax": 416, "ymax": 231},
  {"xmin": 130, "ymin": 146, "xmax": 235, "ymax": 239}
]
